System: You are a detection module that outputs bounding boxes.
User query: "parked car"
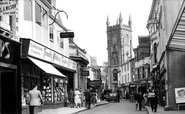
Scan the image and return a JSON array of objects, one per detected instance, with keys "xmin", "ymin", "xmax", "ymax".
[
  {"xmin": 107, "ymin": 92, "xmax": 118, "ymax": 102},
  {"xmin": 102, "ymin": 89, "xmax": 111, "ymax": 100}
]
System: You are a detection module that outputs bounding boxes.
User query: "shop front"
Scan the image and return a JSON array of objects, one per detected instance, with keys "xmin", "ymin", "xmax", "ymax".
[
  {"xmin": 20, "ymin": 39, "xmax": 77, "ymax": 113},
  {"xmin": 0, "ymin": 33, "xmax": 21, "ymax": 114}
]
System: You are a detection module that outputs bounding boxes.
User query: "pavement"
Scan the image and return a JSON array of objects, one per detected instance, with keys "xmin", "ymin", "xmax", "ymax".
[
  {"xmin": 38, "ymin": 100, "xmax": 109, "ymax": 114},
  {"xmin": 145, "ymin": 105, "xmax": 185, "ymax": 114}
]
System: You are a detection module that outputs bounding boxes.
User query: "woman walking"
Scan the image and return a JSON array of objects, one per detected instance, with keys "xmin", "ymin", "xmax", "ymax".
[{"xmin": 74, "ymin": 88, "xmax": 81, "ymax": 108}]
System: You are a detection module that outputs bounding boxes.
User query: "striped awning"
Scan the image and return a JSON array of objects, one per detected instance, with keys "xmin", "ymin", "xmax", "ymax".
[{"xmin": 167, "ymin": 1, "xmax": 185, "ymax": 49}]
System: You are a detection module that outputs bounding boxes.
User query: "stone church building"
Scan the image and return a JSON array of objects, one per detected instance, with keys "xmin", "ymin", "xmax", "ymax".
[{"xmin": 106, "ymin": 13, "xmax": 133, "ymax": 92}]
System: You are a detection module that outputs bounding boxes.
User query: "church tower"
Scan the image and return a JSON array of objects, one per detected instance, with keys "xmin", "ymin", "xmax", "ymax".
[{"xmin": 106, "ymin": 13, "xmax": 133, "ymax": 91}]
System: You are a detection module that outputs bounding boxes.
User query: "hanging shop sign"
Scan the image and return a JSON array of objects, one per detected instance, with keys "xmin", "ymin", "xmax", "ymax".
[
  {"xmin": 0, "ymin": 0, "xmax": 17, "ymax": 16},
  {"xmin": 25, "ymin": 40, "xmax": 76, "ymax": 71},
  {"xmin": 89, "ymin": 80, "xmax": 102, "ymax": 87},
  {"xmin": 81, "ymin": 70, "xmax": 89, "ymax": 76}
]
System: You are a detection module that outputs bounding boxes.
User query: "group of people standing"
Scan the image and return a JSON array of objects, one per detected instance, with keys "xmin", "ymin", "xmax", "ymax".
[
  {"xmin": 135, "ymin": 87, "xmax": 158, "ymax": 112},
  {"xmin": 68, "ymin": 88, "xmax": 97, "ymax": 109}
]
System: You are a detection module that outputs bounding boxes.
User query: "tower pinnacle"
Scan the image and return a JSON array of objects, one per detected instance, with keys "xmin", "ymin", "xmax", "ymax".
[
  {"xmin": 119, "ymin": 12, "xmax": 123, "ymax": 24},
  {"xmin": 128, "ymin": 14, "xmax": 132, "ymax": 29},
  {"xmin": 106, "ymin": 16, "xmax": 110, "ymax": 26},
  {"xmin": 116, "ymin": 17, "xmax": 119, "ymax": 25}
]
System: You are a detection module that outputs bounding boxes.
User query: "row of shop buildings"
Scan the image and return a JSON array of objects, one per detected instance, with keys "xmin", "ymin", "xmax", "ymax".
[
  {"xmin": 0, "ymin": 0, "xmax": 94, "ymax": 114},
  {"xmin": 107, "ymin": 0, "xmax": 185, "ymax": 111}
]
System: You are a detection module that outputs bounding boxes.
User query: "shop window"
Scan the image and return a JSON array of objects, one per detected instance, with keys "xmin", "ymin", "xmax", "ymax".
[
  {"xmin": 35, "ymin": 2, "xmax": 41, "ymax": 26},
  {"xmin": 53, "ymin": 78, "xmax": 65, "ymax": 102},
  {"xmin": 42, "ymin": 76, "xmax": 52, "ymax": 103},
  {"xmin": 21, "ymin": 63, "xmax": 41, "ymax": 106},
  {"xmin": 42, "ymin": 76, "xmax": 65, "ymax": 103},
  {"xmin": 24, "ymin": 0, "xmax": 32, "ymax": 21}
]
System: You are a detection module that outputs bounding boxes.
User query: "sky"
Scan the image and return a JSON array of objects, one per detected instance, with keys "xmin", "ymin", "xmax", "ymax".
[{"xmin": 56, "ymin": 0, "xmax": 153, "ymax": 65}]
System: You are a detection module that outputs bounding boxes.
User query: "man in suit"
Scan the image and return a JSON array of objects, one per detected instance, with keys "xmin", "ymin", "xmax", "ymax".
[{"xmin": 84, "ymin": 88, "xmax": 91, "ymax": 109}]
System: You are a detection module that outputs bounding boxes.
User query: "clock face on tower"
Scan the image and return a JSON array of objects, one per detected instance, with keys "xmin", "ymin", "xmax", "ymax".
[{"xmin": 112, "ymin": 34, "xmax": 117, "ymax": 44}]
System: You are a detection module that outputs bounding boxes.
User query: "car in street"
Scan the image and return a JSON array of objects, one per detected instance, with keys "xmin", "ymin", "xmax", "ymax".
[{"xmin": 107, "ymin": 92, "xmax": 118, "ymax": 102}]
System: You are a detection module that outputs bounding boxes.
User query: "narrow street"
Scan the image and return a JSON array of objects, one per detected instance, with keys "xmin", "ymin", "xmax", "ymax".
[{"xmin": 78, "ymin": 100, "xmax": 147, "ymax": 114}]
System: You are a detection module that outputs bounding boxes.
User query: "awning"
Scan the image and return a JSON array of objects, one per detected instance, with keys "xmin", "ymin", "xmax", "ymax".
[
  {"xmin": 28, "ymin": 57, "xmax": 66, "ymax": 78},
  {"xmin": 167, "ymin": 1, "xmax": 185, "ymax": 49}
]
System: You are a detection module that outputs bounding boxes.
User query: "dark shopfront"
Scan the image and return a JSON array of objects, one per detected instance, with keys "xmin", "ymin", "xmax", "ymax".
[
  {"xmin": 0, "ymin": 34, "xmax": 21, "ymax": 114},
  {"xmin": 21, "ymin": 39, "xmax": 77, "ymax": 113}
]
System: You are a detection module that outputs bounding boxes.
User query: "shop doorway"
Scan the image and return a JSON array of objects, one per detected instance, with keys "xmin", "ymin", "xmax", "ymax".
[{"xmin": 0, "ymin": 67, "xmax": 17, "ymax": 114}]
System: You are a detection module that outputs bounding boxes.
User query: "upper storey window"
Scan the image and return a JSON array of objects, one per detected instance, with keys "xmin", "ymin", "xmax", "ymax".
[
  {"xmin": 35, "ymin": 2, "xmax": 41, "ymax": 26},
  {"xmin": 24, "ymin": 0, "xmax": 32, "ymax": 21},
  {"xmin": 50, "ymin": 25, "xmax": 54, "ymax": 42}
]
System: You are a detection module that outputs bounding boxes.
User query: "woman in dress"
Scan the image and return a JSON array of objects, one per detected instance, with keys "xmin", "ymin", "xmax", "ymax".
[{"xmin": 74, "ymin": 88, "xmax": 81, "ymax": 108}]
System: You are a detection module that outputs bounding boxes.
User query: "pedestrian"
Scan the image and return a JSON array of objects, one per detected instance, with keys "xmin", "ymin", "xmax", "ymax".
[
  {"xmin": 28, "ymin": 83, "xmax": 43, "ymax": 114},
  {"xmin": 79, "ymin": 88, "xmax": 84, "ymax": 107},
  {"xmin": 84, "ymin": 88, "xmax": 91, "ymax": 109},
  {"xmin": 91, "ymin": 92, "xmax": 96, "ymax": 105},
  {"xmin": 74, "ymin": 88, "xmax": 81, "ymax": 108},
  {"xmin": 68, "ymin": 89, "xmax": 74, "ymax": 108},
  {"xmin": 143, "ymin": 92, "xmax": 149, "ymax": 106},
  {"xmin": 149, "ymin": 87, "xmax": 158, "ymax": 112},
  {"xmin": 117, "ymin": 90, "xmax": 120, "ymax": 102},
  {"xmin": 137, "ymin": 91, "xmax": 144, "ymax": 111}
]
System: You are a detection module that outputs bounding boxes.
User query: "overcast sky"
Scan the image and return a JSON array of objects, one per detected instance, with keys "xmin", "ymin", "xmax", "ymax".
[{"xmin": 56, "ymin": 0, "xmax": 153, "ymax": 65}]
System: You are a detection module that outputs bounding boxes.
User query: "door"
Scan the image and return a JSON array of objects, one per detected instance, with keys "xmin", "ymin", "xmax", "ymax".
[{"xmin": 0, "ymin": 67, "xmax": 17, "ymax": 114}]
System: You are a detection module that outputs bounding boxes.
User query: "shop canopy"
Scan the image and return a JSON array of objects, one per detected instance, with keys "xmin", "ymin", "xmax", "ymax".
[
  {"xmin": 28, "ymin": 57, "xmax": 66, "ymax": 78},
  {"xmin": 167, "ymin": 1, "xmax": 185, "ymax": 50}
]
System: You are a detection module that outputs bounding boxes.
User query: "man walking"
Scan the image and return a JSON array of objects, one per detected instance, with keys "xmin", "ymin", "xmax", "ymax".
[
  {"xmin": 137, "ymin": 91, "xmax": 144, "ymax": 111},
  {"xmin": 69, "ymin": 89, "xmax": 74, "ymax": 108},
  {"xmin": 149, "ymin": 87, "xmax": 158, "ymax": 112},
  {"xmin": 84, "ymin": 89, "xmax": 91, "ymax": 109}
]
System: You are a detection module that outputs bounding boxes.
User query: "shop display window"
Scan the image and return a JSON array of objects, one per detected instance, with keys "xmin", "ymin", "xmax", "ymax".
[
  {"xmin": 53, "ymin": 78, "xmax": 65, "ymax": 102},
  {"xmin": 42, "ymin": 76, "xmax": 52, "ymax": 103},
  {"xmin": 21, "ymin": 63, "xmax": 41, "ymax": 106}
]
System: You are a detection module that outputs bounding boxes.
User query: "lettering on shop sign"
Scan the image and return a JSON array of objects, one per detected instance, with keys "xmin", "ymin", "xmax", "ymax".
[
  {"xmin": 43, "ymin": 48, "xmax": 53, "ymax": 61},
  {"xmin": 53, "ymin": 53, "xmax": 61, "ymax": 62},
  {"xmin": 28, "ymin": 40, "xmax": 77, "ymax": 70},
  {"xmin": 29, "ymin": 42, "xmax": 43, "ymax": 57},
  {"xmin": 0, "ymin": 1, "xmax": 16, "ymax": 16},
  {"xmin": 0, "ymin": 38, "xmax": 13, "ymax": 67}
]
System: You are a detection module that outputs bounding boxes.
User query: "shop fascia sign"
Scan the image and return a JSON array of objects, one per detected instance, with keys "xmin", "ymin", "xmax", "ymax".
[
  {"xmin": 135, "ymin": 57, "xmax": 150, "ymax": 68},
  {"xmin": 78, "ymin": 49, "xmax": 88, "ymax": 61},
  {"xmin": 0, "ymin": 0, "xmax": 17, "ymax": 16},
  {"xmin": 28, "ymin": 40, "xmax": 77, "ymax": 71}
]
